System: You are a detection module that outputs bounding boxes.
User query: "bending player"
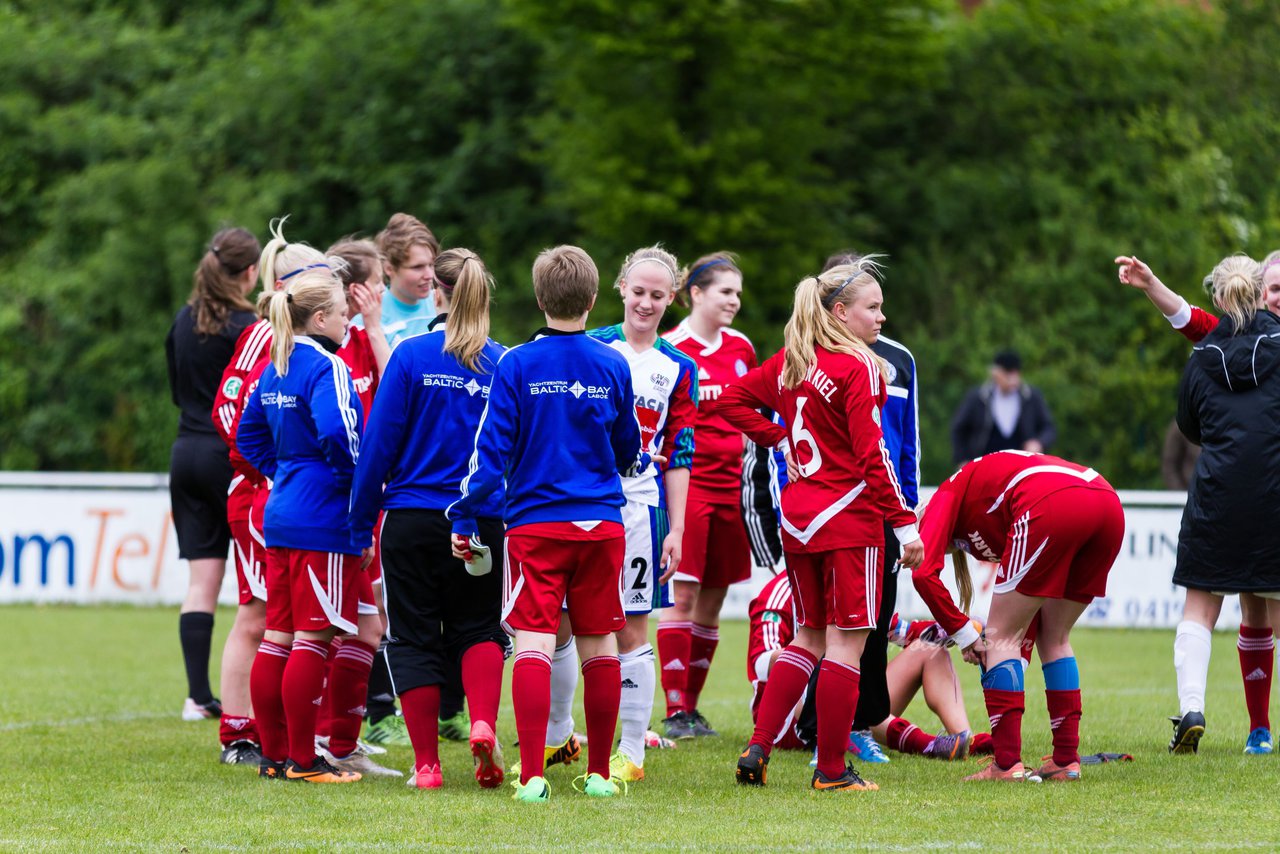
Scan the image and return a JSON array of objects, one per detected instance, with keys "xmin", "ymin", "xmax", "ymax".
[
  {"xmin": 719, "ymin": 258, "xmax": 922, "ymax": 793},
  {"xmin": 446, "ymin": 245, "xmax": 652, "ymax": 803},
  {"xmin": 913, "ymin": 450, "xmax": 1124, "ymax": 782}
]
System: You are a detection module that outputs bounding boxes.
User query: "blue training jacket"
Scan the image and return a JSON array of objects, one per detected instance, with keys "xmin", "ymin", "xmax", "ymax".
[
  {"xmin": 446, "ymin": 329, "xmax": 649, "ymax": 536},
  {"xmin": 237, "ymin": 336, "xmax": 365, "ymax": 555},
  {"xmin": 349, "ymin": 327, "xmax": 506, "ymax": 543},
  {"xmin": 870, "ymin": 335, "xmax": 920, "ymax": 508}
]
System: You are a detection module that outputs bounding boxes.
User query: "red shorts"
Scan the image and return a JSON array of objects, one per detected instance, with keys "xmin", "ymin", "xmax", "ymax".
[
  {"xmin": 994, "ymin": 486, "xmax": 1124, "ymax": 603},
  {"xmin": 356, "ymin": 570, "xmax": 380, "ymax": 620},
  {"xmin": 229, "ymin": 485, "xmax": 267, "ymax": 605},
  {"xmin": 674, "ymin": 498, "xmax": 751, "ymax": 587},
  {"xmin": 502, "ymin": 521, "xmax": 625, "ymax": 636},
  {"xmin": 264, "ymin": 547, "xmax": 360, "ymax": 634},
  {"xmin": 365, "ymin": 511, "xmax": 385, "ymax": 586},
  {"xmin": 785, "ymin": 546, "xmax": 882, "ymax": 631}
]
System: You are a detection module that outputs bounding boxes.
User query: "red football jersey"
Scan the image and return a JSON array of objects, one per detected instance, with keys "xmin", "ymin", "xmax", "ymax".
[
  {"xmin": 227, "ymin": 359, "xmax": 271, "ymax": 488},
  {"xmin": 212, "ymin": 319, "xmax": 273, "ymax": 483},
  {"xmin": 913, "ymin": 451, "xmax": 1115, "ymax": 637},
  {"xmin": 746, "ymin": 571, "xmax": 796, "ymax": 682},
  {"xmin": 719, "ymin": 346, "xmax": 916, "ymax": 553},
  {"xmin": 337, "ymin": 326, "xmax": 379, "ymax": 418},
  {"xmin": 664, "ymin": 320, "xmax": 757, "ymax": 505}
]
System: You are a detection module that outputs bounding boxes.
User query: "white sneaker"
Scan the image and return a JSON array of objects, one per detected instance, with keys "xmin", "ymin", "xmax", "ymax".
[
  {"xmin": 357, "ymin": 738, "xmax": 387, "ymax": 756},
  {"xmin": 182, "ymin": 698, "xmax": 219, "ymax": 721},
  {"xmin": 322, "ymin": 747, "xmax": 404, "ymax": 778}
]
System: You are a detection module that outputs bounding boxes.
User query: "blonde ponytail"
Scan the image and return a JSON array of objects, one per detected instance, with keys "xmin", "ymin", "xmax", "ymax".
[
  {"xmin": 266, "ymin": 268, "xmax": 343, "ymax": 376},
  {"xmin": 781, "ymin": 257, "xmax": 888, "ymax": 388},
  {"xmin": 256, "ymin": 217, "xmax": 334, "ymax": 311},
  {"xmin": 951, "ymin": 548, "xmax": 974, "ymax": 614},
  {"xmin": 1205, "ymin": 254, "xmax": 1262, "ymax": 335},
  {"xmin": 436, "ymin": 248, "xmax": 494, "ymax": 372}
]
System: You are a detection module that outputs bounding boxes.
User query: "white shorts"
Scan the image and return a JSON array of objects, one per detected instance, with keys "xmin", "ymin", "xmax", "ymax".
[{"xmin": 621, "ymin": 499, "xmax": 673, "ymax": 615}]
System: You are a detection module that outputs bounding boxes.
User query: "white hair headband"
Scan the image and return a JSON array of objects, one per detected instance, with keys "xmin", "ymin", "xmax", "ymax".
[{"xmin": 624, "ymin": 256, "xmax": 678, "ymax": 284}]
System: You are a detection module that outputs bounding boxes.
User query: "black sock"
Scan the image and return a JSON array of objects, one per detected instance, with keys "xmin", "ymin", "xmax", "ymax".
[
  {"xmin": 439, "ymin": 664, "xmax": 465, "ymax": 719},
  {"xmin": 365, "ymin": 640, "xmax": 398, "ymax": 724},
  {"xmin": 179, "ymin": 611, "xmax": 216, "ymax": 704}
]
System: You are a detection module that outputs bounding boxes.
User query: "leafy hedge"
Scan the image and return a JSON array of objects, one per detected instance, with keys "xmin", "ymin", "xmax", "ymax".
[{"xmin": 3, "ymin": 0, "xmax": 1276, "ymax": 486}]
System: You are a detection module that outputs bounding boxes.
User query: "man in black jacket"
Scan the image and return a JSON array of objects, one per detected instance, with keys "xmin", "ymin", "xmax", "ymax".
[{"xmin": 950, "ymin": 350, "xmax": 1056, "ymax": 464}]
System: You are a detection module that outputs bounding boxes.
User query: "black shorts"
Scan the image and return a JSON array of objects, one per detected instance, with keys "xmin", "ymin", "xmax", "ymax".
[
  {"xmin": 380, "ymin": 509, "xmax": 506, "ymax": 694},
  {"xmin": 168, "ymin": 433, "xmax": 233, "ymax": 560}
]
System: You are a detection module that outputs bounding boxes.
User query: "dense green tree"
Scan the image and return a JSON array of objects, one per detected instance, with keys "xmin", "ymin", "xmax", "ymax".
[{"xmin": 2, "ymin": 0, "xmax": 1278, "ymax": 488}]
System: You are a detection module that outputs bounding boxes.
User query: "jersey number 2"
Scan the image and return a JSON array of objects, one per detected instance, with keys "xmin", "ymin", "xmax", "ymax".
[{"xmin": 631, "ymin": 557, "xmax": 648, "ymax": 590}]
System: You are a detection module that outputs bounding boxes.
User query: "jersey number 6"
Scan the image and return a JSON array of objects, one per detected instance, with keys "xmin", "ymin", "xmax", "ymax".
[{"xmin": 792, "ymin": 396, "xmax": 822, "ymax": 477}]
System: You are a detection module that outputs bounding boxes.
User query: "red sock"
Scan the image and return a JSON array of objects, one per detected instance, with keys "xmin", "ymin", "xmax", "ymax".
[
  {"xmin": 316, "ymin": 637, "xmax": 343, "ymax": 740},
  {"xmin": 581, "ymin": 655, "xmax": 621, "ymax": 779},
  {"xmin": 400, "ymin": 685, "xmax": 441, "ymax": 772},
  {"xmin": 326, "ymin": 639, "xmax": 376, "ymax": 758},
  {"xmin": 219, "ymin": 713, "xmax": 259, "ymax": 748},
  {"xmin": 461, "ymin": 641, "xmax": 504, "ymax": 730},
  {"xmin": 282, "ymin": 639, "xmax": 330, "ymax": 767},
  {"xmin": 983, "ymin": 688, "xmax": 1025, "ymax": 770},
  {"xmin": 1046, "ymin": 689, "xmax": 1082, "ymax": 766},
  {"xmin": 815, "ymin": 659, "xmax": 861, "ymax": 778},
  {"xmin": 686, "ymin": 623, "xmax": 719, "ymax": 710},
  {"xmin": 749, "ymin": 646, "xmax": 819, "ymax": 752},
  {"xmin": 886, "ymin": 716, "xmax": 934, "ymax": 755},
  {"xmin": 512, "ymin": 650, "xmax": 552, "ymax": 785},
  {"xmin": 1238, "ymin": 625, "xmax": 1274, "ymax": 731},
  {"xmin": 970, "ymin": 732, "xmax": 994, "ymax": 755},
  {"xmin": 249, "ymin": 641, "xmax": 290, "ymax": 763},
  {"xmin": 656, "ymin": 621, "xmax": 692, "ymax": 716}
]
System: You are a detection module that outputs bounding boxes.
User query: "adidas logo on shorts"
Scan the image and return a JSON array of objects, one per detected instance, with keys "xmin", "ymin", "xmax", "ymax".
[{"xmin": 629, "ymin": 592, "xmax": 648, "ymax": 605}]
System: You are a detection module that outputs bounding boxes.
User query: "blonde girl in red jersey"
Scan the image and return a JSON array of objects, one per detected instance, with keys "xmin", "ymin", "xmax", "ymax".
[
  {"xmin": 658, "ymin": 252, "xmax": 759, "ymax": 739},
  {"xmin": 719, "ymin": 259, "xmax": 923, "ymax": 792},
  {"xmin": 913, "ymin": 450, "xmax": 1125, "ymax": 782}
]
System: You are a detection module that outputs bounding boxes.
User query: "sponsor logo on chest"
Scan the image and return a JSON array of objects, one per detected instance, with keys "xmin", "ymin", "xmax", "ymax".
[{"xmin": 261, "ymin": 392, "xmax": 298, "ymax": 409}]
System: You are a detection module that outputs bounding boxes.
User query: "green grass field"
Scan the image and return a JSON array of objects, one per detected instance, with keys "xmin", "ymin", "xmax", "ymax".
[{"xmin": 4, "ymin": 606, "xmax": 1280, "ymax": 851}]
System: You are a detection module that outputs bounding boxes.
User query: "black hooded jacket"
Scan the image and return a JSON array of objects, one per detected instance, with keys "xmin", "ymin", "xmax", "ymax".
[{"xmin": 1175, "ymin": 310, "xmax": 1280, "ymax": 591}]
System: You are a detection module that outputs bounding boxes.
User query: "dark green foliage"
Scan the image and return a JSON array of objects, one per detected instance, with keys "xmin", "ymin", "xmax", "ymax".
[{"xmin": 2, "ymin": 0, "xmax": 1277, "ymax": 486}]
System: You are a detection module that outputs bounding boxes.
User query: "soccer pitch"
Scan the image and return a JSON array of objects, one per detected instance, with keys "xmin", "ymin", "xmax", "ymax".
[{"xmin": 3, "ymin": 606, "xmax": 1280, "ymax": 851}]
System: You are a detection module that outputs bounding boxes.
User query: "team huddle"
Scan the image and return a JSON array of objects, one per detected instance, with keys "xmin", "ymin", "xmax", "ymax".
[{"xmin": 162, "ymin": 209, "xmax": 1279, "ymax": 801}]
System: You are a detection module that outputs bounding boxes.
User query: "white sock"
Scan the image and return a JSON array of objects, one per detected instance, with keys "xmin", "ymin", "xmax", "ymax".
[
  {"xmin": 546, "ymin": 638, "xmax": 578, "ymax": 745},
  {"xmin": 618, "ymin": 644, "xmax": 656, "ymax": 766},
  {"xmin": 1174, "ymin": 620, "xmax": 1212, "ymax": 716}
]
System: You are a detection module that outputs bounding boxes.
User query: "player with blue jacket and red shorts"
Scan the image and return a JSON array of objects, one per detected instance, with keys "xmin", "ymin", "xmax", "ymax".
[
  {"xmin": 447, "ymin": 246, "xmax": 651, "ymax": 804},
  {"xmin": 237, "ymin": 265, "xmax": 368, "ymax": 784}
]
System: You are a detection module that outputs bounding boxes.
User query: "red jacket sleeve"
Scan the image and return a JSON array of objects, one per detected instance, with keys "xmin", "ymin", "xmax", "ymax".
[
  {"xmin": 844, "ymin": 353, "xmax": 916, "ymax": 532},
  {"xmin": 212, "ymin": 321, "xmax": 270, "ymax": 447},
  {"xmin": 911, "ymin": 477, "xmax": 971, "ymax": 636},
  {"xmin": 1177, "ymin": 305, "xmax": 1218, "ymax": 343},
  {"xmin": 718, "ymin": 354, "xmax": 786, "ymax": 448}
]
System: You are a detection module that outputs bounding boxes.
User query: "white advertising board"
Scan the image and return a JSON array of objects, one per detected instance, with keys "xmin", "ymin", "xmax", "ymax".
[
  {"xmin": 0, "ymin": 474, "xmax": 1236, "ymax": 628},
  {"xmin": 0, "ymin": 473, "xmax": 238, "ymax": 605}
]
